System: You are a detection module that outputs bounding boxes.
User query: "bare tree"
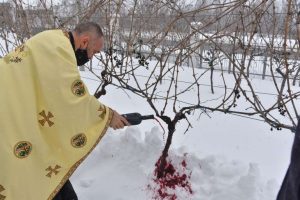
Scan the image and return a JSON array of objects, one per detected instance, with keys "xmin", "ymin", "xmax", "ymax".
[
  {"xmin": 88, "ymin": 0, "xmax": 300, "ymax": 176},
  {"xmin": 1, "ymin": 0, "xmax": 300, "ymax": 178}
]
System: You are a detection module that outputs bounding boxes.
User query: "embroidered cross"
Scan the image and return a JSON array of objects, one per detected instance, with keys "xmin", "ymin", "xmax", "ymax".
[
  {"xmin": 98, "ymin": 105, "xmax": 106, "ymax": 119},
  {"xmin": 39, "ymin": 110, "xmax": 54, "ymax": 127},
  {"xmin": 0, "ymin": 185, "xmax": 6, "ymax": 200},
  {"xmin": 6, "ymin": 44, "xmax": 27, "ymax": 64},
  {"xmin": 46, "ymin": 165, "xmax": 61, "ymax": 178}
]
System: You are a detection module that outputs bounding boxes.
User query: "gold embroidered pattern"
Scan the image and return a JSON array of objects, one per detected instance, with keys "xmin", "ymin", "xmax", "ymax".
[
  {"xmin": 14, "ymin": 141, "xmax": 32, "ymax": 159},
  {"xmin": 47, "ymin": 109, "xmax": 113, "ymax": 200},
  {"xmin": 39, "ymin": 110, "xmax": 54, "ymax": 127},
  {"xmin": 98, "ymin": 104, "xmax": 106, "ymax": 119},
  {"xmin": 71, "ymin": 80, "xmax": 86, "ymax": 97},
  {"xmin": 0, "ymin": 185, "xmax": 6, "ymax": 200},
  {"xmin": 4, "ymin": 44, "xmax": 29, "ymax": 64},
  {"xmin": 46, "ymin": 165, "xmax": 61, "ymax": 178},
  {"xmin": 71, "ymin": 133, "xmax": 87, "ymax": 148}
]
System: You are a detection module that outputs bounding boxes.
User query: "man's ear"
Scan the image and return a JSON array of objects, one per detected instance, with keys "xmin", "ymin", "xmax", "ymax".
[{"xmin": 80, "ymin": 35, "xmax": 90, "ymax": 48}]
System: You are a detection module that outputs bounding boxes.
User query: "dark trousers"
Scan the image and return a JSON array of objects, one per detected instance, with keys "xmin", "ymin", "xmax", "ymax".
[
  {"xmin": 277, "ymin": 121, "xmax": 300, "ymax": 200},
  {"xmin": 53, "ymin": 180, "xmax": 78, "ymax": 200}
]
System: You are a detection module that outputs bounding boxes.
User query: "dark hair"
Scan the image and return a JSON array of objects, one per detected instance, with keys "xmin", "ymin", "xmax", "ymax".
[{"xmin": 74, "ymin": 22, "xmax": 103, "ymax": 38}]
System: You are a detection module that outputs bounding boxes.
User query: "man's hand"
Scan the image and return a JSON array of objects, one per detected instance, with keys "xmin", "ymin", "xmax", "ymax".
[{"xmin": 109, "ymin": 110, "xmax": 130, "ymax": 130}]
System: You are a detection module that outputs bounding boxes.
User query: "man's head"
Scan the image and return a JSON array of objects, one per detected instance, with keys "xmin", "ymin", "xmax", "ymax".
[{"xmin": 72, "ymin": 22, "xmax": 104, "ymax": 65}]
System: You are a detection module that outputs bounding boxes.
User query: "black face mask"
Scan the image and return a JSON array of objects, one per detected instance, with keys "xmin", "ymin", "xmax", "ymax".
[{"xmin": 75, "ymin": 48, "xmax": 89, "ymax": 66}]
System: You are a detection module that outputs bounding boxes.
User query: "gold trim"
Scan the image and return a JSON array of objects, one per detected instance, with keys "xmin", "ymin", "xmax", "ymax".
[{"xmin": 47, "ymin": 108, "xmax": 113, "ymax": 200}]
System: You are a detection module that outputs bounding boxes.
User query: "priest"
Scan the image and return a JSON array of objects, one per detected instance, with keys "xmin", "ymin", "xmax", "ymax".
[{"xmin": 0, "ymin": 22, "xmax": 129, "ymax": 200}]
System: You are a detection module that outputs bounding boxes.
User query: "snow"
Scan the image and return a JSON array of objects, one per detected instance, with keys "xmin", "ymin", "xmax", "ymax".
[
  {"xmin": 71, "ymin": 127, "xmax": 281, "ymax": 200},
  {"xmin": 70, "ymin": 65, "xmax": 295, "ymax": 200}
]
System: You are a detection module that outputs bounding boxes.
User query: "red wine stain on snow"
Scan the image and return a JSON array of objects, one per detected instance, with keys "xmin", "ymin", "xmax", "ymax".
[{"xmin": 148, "ymin": 156, "xmax": 193, "ymax": 200}]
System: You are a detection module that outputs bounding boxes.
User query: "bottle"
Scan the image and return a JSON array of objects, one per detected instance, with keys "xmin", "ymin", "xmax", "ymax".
[{"xmin": 121, "ymin": 113, "xmax": 154, "ymax": 125}]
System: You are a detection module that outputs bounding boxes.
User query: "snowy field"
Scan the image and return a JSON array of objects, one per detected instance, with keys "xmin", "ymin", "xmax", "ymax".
[{"xmin": 71, "ymin": 63, "xmax": 295, "ymax": 200}]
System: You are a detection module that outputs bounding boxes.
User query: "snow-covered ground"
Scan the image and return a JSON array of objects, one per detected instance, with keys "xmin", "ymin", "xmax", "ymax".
[{"xmin": 71, "ymin": 65, "xmax": 295, "ymax": 200}]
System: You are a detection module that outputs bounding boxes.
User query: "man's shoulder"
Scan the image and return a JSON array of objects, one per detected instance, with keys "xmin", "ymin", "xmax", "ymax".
[
  {"xmin": 26, "ymin": 29, "xmax": 74, "ymax": 63},
  {"xmin": 33, "ymin": 29, "xmax": 66, "ymax": 41},
  {"xmin": 28, "ymin": 29, "xmax": 71, "ymax": 51}
]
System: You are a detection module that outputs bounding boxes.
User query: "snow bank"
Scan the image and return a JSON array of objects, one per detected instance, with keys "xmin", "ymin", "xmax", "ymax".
[{"xmin": 71, "ymin": 126, "xmax": 279, "ymax": 200}]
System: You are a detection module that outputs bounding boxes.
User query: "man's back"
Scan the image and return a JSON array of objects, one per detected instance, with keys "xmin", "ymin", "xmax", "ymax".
[{"xmin": 0, "ymin": 29, "xmax": 112, "ymax": 199}]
